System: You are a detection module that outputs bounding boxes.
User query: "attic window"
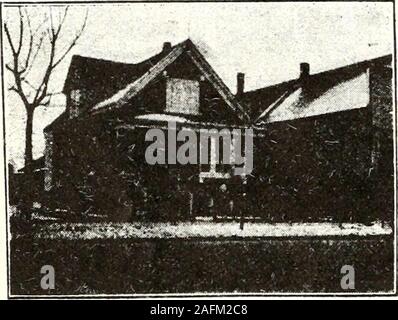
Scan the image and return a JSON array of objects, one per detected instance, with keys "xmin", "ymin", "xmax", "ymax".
[{"xmin": 166, "ymin": 78, "xmax": 200, "ymax": 115}]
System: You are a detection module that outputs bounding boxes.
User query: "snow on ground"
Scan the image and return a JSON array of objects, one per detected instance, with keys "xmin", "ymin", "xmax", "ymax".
[{"xmin": 35, "ymin": 221, "xmax": 393, "ymax": 240}]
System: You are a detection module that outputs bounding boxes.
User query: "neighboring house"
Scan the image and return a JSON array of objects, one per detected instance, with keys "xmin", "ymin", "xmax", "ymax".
[
  {"xmin": 15, "ymin": 39, "xmax": 393, "ymax": 223},
  {"xmin": 8, "ymin": 158, "xmax": 45, "ymax": 206},
  {"xmin": 238, "ymin": 55, "xmax": 393, "ymax": 222}
]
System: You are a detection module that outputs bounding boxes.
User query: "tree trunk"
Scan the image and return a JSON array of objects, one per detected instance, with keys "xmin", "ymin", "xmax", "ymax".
[
  {"xmin": 21, "ymin": 107, "xmax": 35, "ymax": 221},
  {"xmin": 25, "ymin": 107, "xmax": 34, "ymax": 169}
]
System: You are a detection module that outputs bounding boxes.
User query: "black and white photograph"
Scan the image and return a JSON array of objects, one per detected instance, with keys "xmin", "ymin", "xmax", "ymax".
[{"xmin": 1, "ymin": 1, "xmax": 396, "ymax": 299}]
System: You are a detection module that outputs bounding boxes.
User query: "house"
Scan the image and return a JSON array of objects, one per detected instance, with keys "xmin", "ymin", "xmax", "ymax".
[
  {"xmin": 23, "ymin": 39, "xmax": 393, "ymax": 223},
  {"xmin": 238, "ymin": 55, "xmax": 393, "ymax": 222},
  {"xmin": 42, "ymin": 39, "xmax": 252, "ymax": 221}
]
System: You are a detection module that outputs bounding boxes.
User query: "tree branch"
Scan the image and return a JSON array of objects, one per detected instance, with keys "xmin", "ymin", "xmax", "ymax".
[
  {"xmin": 16, "ymin": 7, "xmax": 24, "ymax": 55},
  {"xmin": 6, "ymin": 6, "xmax": 88, "ymax": 110},
  {"xmin": 5, "ymin": 63, "xmax": 15, "ymax": 73},
  {"xmin": 22, "ymin": 78, "xmax": 38, "ymax": 91},
  {"xmin": 52, "ymin": 8, "xmax": 87, "ymax": 69},
  {"xmin": 8, "ymin": 86, "xmax": 18, "ymax": 93},
  {"xmin": 4, "ymin": 23, "xmax": 17, "ymax": 56},
  {"xmin": 21, "ymin": 8, "xmax": 34, "ymax": 72},
  {"xmin": 53, "ymin": 6, "xmax": 69, "ymax": 39},
  {"xmin": 23, "ymin": 32, "xmax": 45, "ymax": 77}
]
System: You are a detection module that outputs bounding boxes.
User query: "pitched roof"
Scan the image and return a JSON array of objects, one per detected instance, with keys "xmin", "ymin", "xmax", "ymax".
[
  {"xmin": 44, "ymin": 111, "xmax": 67, "ymax": 132},
  {"xmin": 239, "ymin": 54, "xmax": 392, "ymax": 124},
  {"xmin": 45, "ymin": 46, "xmax": 170, "ymax": 132},
  {"xmin": 63, "ymin": 50, "xmax": 168, "ymax": 107},
  {"xmin": 18, "ymin": 156, "xmax": 45, "ymax": 173},
  {"xmin": 90, "ymin": 39, "xmax": 250, "ymax": 122}
]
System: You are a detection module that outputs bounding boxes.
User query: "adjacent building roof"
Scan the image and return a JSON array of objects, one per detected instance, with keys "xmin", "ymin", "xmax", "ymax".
[{"xmin": 238, "ymin": 54, "xmax": 392, "ymax": 125}]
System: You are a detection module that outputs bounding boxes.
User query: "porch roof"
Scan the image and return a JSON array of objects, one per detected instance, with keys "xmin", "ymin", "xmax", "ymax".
[{"xmin": 115, "ymin": 113, "xmax": 253, "ymax": 132}]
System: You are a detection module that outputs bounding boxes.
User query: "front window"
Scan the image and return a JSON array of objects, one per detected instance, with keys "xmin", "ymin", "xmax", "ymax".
[
  {"xmin": 199, "ymin": 135, "xmax": 231, "ymax": 182},
  {"xmin": 69, "ymin": 89, "xmax": 82, "ymax": 119}
]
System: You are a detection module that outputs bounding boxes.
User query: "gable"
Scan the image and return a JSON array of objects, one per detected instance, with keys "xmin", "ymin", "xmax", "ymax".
[
  {"xmin": 162, "ymin": 51, "xmax": 244, "ymax": 123},
  {"xmin": 90, "ymin": 40, "xmax": 250, "ymax": 123}
]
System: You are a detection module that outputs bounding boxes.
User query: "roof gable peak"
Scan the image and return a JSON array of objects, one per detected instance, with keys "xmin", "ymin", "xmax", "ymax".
[{"xmin": 90, "ymin": 39, "xmax": 250, "ymax": 122}]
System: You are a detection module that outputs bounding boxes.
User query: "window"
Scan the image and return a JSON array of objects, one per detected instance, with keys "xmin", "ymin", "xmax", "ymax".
[
  {"xmin": 44, "ymin": 132, "xmax": 53, "ymax": 191},
  {"xmin": 69, "ymin": 89, "xmax": 82, "ymax": 119},
  {"xmin": 166, "ymin": 78, "xmax": 200, "ymax": 115},
  {"xmin": 199, "ymin": 135, "xmax": 231, "ymax": 182}
]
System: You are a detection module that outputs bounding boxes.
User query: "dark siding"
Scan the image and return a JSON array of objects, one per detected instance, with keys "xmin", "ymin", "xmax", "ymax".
[
  {"xmin": 249, "ymin": 108, "xmax": 376, "ymax": 222},
  {"xmin": 369, "ymin": 63, "xmax": 394, "ymax": 223}
]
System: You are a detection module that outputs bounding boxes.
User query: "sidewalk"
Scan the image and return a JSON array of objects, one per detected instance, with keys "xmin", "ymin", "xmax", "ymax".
[{"xmin": 35, "ymin": 221, "xmax": 393, "ymax": 240}]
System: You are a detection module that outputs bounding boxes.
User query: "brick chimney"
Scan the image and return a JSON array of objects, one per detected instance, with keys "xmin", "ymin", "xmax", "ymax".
[
  {"xmin": 300, "ymin": 62, "xmax": 310, "ymax": 79},
  {"xmin": 162, "ymin": 42, "xmax": 172, "ymax": 53},
  {"xmin": 237, "ymin": 72, "xmax": 245, "ymax": 96},
  {"xmin": 298, "ymin": 63, "xmax": 310, "ymax": 106}
]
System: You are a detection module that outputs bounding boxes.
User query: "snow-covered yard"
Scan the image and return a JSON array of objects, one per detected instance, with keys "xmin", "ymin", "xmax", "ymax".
[{"xmin": 35, "ymin": 221, "xmax": 393, "ymax": 240}]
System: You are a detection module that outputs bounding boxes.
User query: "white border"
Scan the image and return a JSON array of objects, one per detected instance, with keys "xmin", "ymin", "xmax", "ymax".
[{"xmin": 1, "ymin": 0, "xmax": 397, "ymax": 300}]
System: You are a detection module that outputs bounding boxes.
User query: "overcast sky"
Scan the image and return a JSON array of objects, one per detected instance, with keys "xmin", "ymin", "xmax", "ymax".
[{"xmin": 4, "ymin": 2, "xmax": 393, "ymax": 169}]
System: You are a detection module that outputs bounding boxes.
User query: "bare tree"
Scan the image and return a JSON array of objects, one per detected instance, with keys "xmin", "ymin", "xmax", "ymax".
[{"xmin": 4, "ymin": 6, "xmax": 87, "ymax": 216}]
